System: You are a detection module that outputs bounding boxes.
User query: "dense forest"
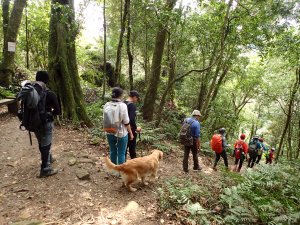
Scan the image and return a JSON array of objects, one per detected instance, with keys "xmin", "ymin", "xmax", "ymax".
[{"xmin": 0, "ymin": 0, "xmax": 299, "ymax": 224}]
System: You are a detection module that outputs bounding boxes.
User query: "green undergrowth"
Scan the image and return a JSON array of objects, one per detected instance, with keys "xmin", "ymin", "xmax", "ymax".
[
  {"xmin": 158, "ymin": 162, "xmax": 300, "ymax": 225},
  {"xmin": 0, "ymin": 86, "xmax": 15, "ymax": 99}
]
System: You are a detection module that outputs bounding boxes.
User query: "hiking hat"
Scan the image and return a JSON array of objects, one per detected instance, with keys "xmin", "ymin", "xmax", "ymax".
[
  {"xmin": 253, "ymin": 135, "xmax": 259, "ymax": 139},
  {"xmin": 271, "ymin": 148, "xmax": 275, "ymax": 151},
  {"xmin": 192, "ymin": 110, "xmax": 202, "ymax": 116},
  {"xmin": 36, "ymin": 71, "xmax": 49, "ymax": 84},
  {"xmin": 112, "ymin": 87, "xmax": 123, "ymax": 98},
  {"xmin": 240, "ymin": 134, "xmax": 246, "ymax": 140},
  {"xmin": 129, "ymin": 90, "xmax": 140, "ymax": 99}
]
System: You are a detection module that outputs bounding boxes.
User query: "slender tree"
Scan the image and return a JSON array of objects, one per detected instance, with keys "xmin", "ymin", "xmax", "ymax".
[
  {"xmin": 48, "ymin": 0, "xmax": 91, "ymax": 126},
  {"xmin": 114, "ymin": 0, "xmax": 130, "ymax": 86},
  {"xmin": 0, "ymin": 0, "xmax": 26, "ymax": 87},
  {"xmin": 126, "ymin": 0, "xmax": 133, "ymax": 90},
  {"xmin": 276, "ymin": 69, "xmax": 299, "ymax": 162},
  {"xmin": 142, "ymin": 0, "xmax": 177, "ymax": 121},
  {"xmin": 102, "ymin": 0, "xmax": 107, "ymax": 100}
]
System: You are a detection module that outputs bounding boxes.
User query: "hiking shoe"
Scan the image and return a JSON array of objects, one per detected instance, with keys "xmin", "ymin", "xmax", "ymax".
[
  {"xmin": 212, "ymin": 167, "xmax": 217, "ymax": 171},
  {"xmin": 193, "ymin": 167, "xmax": 202, "ymax": 171},
  {"xmin": 39, "ymin": 168, "xmax": 58, "ymax": 178}
]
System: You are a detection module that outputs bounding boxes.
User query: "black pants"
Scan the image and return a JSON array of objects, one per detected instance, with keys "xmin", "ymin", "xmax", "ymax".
[
  {"xmin": 256, "ymin": 154, "xmax": 262, "ymax": 164},
  {"xmin": 126, "ymin": 132, "xmax": 137, "ymax": 159},
  {"xmin": 214, "ymin": 150, "xmax": 228, "ymax": 168},
  {"xmin": 183, "ymin": 143, "xmax": 200, "ymax": 172},
  {"xmin": 248, "ymin": 151, "xmax": 257, "ymax": 168},
  {"xmin": 234, "ymin": 154, "xmax": 245, "ymax": 170}
]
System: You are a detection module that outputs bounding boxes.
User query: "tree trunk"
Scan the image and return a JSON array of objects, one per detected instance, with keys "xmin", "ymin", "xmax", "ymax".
[
  {"xmin": 296, "ymin": 117, "xmax": 300, "ymax": 159},
  {"xmin": 102, "ymin": 0, "xmax": 107, "ymax": 100},
  {"xmin": 2, "ymin": 0, "xmax": 10, "ymax": 53},
  {"xmin": 142, "ymin": 0, "xmax": 177, "ymax": 121},
  {"xmin": 114, "ymin": 0, "xmax": 130, "ymax": 86},
  {"xmin": 48, "ymin": 0, "xmax": 91, "ymax": 126},
  {"xmin": 0, "ymin": 0, "xmax": 26, "ymax": 87},
  {"xmin": 287, "ymin": 122, "xmax": 292, "ymax": 160},
  {"xmin": 276, "ymin": 69, "xmax": 299, "ymax": 162},
  {"xmin": 126, "ymin": 0, "xmax": 133, "ymax": 90}
]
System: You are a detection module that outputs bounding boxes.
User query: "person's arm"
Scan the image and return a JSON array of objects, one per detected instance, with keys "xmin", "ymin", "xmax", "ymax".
[
  {"xmin": 122, "ymin": 103, "xmax": 134, "ymax": 140},
  {"xmin": 48, "ymin": 91, "xmax": 61, "ymax": 116},
  {"xmin": 193, "ymin": 122, "xmax": 200, "ymax": 150},
  {"xmin": 127, "ymin": 103, "xmax": 137, "ymax": 131},
  {"xmin": 125, "ymin": 124, "xmax": 134, "ymax": 140}
]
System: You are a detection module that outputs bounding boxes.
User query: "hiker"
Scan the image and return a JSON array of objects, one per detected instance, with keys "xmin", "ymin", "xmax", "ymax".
[
  {"xmin": 181, "ymin": 110, "xmax": 202, "ymax": 173},
  {"xmin": 103, "ymin": 87, "xmax": 134, "ymax": 166},
  {"xmin": 256, "ymin": 137, "xmax": 266, "ymax": 164},
  {"xmin": 212, "ymin": 128, "xmax": 230, "ymax": 171},
  {"xmin": 266, "ymin": 148, "xmax": 275, "ymax": 164},
  {"xmin": 233, "ymin": 134, "xmax": 248, "ymax": 172},
  {"xmin": 124, "ymin": 90, "xmax": 142, "ymax": 159},
  {"xmin": 247, "ymin": 135, "xmax": 262, "ymax": 168},
  {"xmin": 18, "ymin": 71, "xmax": 61, "ymax": 177}
]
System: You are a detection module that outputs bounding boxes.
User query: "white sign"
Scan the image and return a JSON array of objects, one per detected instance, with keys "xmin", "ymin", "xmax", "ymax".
[{"xmin": 8, "ymin": 42, "xmax": 16, "ymax": 52}]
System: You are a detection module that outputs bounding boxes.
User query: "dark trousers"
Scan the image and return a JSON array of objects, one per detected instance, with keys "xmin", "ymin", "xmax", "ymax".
[
  {"xmin": 183, "ymin": 144, "xmax": 200, "ymax": 172},
  {"xmin": 126, "ymin": 132, "xmax": 137, "ymax": 159},
  {"xmin": 214, "ymin": 150, "xmax": 228, "ymax": 168},
  {"xmin": 234, "ymin": 154, "xmax": 245, "ymax": 170},
  {"xmin": 248, "ymin": 151, "xmax": 257, "ymax": 168},
  {"xmin": 256, "ymin": 154, "xmax": 262, "ymax": 164}
]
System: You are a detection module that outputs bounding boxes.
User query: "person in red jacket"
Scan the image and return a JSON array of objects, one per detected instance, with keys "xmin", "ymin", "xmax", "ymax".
[
  {"xmin": 266, "ymin": 148, "xmax": 275, "ymax": 164},
  {"xmin": 233, "ymin": 134, "xmax": 248, "ymax": 172}
]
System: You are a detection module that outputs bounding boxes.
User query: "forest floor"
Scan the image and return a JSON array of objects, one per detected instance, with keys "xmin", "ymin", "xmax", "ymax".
[{"xmin": 0, "ymin": 110, "xmax": 226, "ymax": 225}]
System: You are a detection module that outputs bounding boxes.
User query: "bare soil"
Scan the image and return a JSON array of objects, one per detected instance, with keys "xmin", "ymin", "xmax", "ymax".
[{"xmin": 0, "ymin": 111, "xmax": 221, "ymax": 225}]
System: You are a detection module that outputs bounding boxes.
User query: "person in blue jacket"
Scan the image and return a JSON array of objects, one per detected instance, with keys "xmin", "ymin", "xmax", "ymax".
[{"xmin": 182, "ymin": 110, "xmax": 202, "ymax": 173}]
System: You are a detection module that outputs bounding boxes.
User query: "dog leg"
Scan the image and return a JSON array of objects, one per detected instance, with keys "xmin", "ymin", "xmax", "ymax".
[
  {"xmin": 125, "ymin": 174, "xmax": 138, "ymax": 192},
  {"xmin": 141, "ymin": 177, "xmax": 149, "ymax": 186}
]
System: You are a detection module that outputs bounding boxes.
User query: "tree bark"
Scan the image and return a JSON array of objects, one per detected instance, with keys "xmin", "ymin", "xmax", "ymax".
[
  {"xmin": 48, "ymin": 0, "xmax": 91, "ymax": 126},
  {"xmin": 276, "ymin": 69, "xmax": 299, "ymax": 162},
  {"xmin": 2, "ymin": 0, "xmax": 10, "ymax": 53},
  {"xmin": 0, "ymin": 0, "xmax": 26, "ymax": 87},
  {"xmin": 114, "ymin": 0, "xmax": 130, "ymax": 86},
  {"xmin": 126, "ymin": 0, "xmax": 133, "ymax": 90},
  {"xmin": 102, "ymin": 0, "xmax": 107, "ymax": 100},
  {"xmin": 142, "ymin": 0, "xmax": 177, "ymax": 121},
  {"xmin": 296, "ymin": 117, "xmax": 300, "ymax": 159}
]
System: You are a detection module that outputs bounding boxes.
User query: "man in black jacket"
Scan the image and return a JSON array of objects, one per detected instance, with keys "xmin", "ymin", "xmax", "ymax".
[
  {"xmin": 124, "ymin": 90, "xmax": 141, "ymax": 159},
  {"xmin": 34, "ymin": 71, "xmax": 61, "ymax": 177}
]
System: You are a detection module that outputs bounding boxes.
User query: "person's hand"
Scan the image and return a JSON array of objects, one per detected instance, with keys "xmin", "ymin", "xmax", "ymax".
[
  {"xmin": 136, "ymin": 127, "xmax": 142, "ymax": 133},
  {"xmin": 129, "ymin": 133, "xmax": 134, "ymax": 140}
]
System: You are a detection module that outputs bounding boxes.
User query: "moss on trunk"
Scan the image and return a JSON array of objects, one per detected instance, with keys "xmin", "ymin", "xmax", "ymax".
[{"xmin": 48, "ymin": 0, "xmax": 91, "ymax": 126}]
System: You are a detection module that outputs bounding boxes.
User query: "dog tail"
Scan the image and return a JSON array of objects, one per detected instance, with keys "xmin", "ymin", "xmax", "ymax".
[{"xmin": 105, "ymin": 157, "xmax": 123, "ymax": 172}]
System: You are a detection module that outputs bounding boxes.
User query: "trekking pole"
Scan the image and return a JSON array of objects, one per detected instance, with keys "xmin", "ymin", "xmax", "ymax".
[{"xmin": 28, "ymin": 131, "xmax": 32, "ymax": 146}]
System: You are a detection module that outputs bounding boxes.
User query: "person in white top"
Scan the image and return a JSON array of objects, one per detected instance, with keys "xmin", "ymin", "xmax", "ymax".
[{"xmin": 105, "ymin": 87, "xmax": 134, "ymax": 165}]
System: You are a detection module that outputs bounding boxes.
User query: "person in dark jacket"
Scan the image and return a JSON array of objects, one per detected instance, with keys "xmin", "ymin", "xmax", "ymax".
[
  {"xmin": 124, "ymin": 90, "xmax": 141, "ymax": 159},
  {"xmin": 212, "ymin": 128, "xmax": 230, "ymax": 171},
  {"xmin": 34, "ymin": 71, "xmax": 61, "ymax": 177}
]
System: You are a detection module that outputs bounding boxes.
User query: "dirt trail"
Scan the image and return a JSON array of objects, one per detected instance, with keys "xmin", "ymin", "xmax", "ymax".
[{"xmin": 0, "ymin": 113, "xmax": 218, "ymax": 225}]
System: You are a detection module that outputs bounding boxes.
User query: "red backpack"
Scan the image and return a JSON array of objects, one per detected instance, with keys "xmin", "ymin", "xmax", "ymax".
[
  {"xmin": 210, "ymin": 134, "xmax": 223, "ymax": 153},
  {"xmin": 234, "ymin": 140, "xmax": 244, "ymax": 159}
]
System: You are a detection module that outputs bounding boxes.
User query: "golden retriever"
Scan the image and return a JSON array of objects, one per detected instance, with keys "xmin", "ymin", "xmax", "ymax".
[{"xmin": 105, "ymin": 150, "xmax": 163, "ymax": 192}]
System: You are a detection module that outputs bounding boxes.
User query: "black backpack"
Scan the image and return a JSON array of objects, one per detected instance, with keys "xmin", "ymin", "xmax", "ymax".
[
  {"xmin": 17, "ymin": 81, "xmax": 48, "ymax": 133},
  {"xmin": 179, "ymin": 119, "xmax": 194, "ymax": 146}
]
